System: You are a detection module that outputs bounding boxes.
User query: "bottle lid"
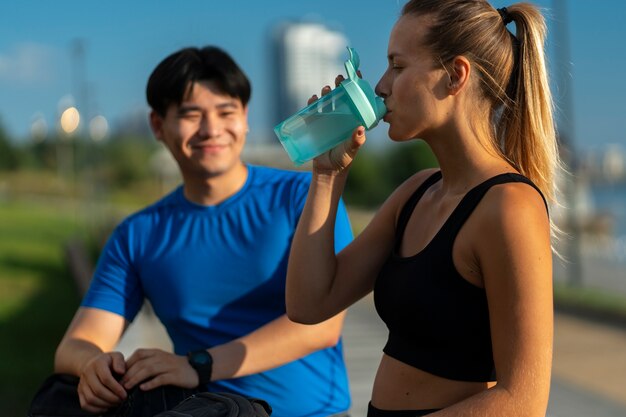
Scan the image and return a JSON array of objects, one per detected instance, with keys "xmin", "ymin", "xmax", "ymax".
[{"xmin": 340, "ymin": 47, "xmax": 387, "ymax": 129}]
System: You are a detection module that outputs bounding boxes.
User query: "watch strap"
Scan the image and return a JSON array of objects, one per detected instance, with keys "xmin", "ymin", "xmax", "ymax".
[{"xmin": 187, "ymin": 349, "xmax": 213, "ymax": 385}]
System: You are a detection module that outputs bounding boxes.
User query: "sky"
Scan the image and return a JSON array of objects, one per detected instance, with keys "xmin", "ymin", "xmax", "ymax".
[{"xmin": 1, "ymin": 0, "xmax": 625, "ymax": 153}]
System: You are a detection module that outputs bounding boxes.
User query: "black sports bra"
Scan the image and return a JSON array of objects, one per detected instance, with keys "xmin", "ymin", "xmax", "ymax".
[{"xmin": 373, "ymin": 170, "xmax": 547, "ymax": 382}]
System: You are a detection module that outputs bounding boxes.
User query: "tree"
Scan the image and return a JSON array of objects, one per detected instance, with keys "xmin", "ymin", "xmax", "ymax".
[
  {"xmin": 382, "ymin": 140, "xmax": 438, "ymax": 187},
  {"xmin": 0, "ymin": 118, "xmax": 19, "ymax": 171},
  {"xmin": 344, "ymin": 140, "xmax": 439, "ymax": 208}
]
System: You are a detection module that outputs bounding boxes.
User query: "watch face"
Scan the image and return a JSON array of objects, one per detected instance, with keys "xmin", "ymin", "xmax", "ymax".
[
  {"xmin": 188, "ymin": 350, "xmax": 213, "ymax": 385},
  {"xmin": 193, "ymin": 351, "xmax": 211, "ymax": 365}
]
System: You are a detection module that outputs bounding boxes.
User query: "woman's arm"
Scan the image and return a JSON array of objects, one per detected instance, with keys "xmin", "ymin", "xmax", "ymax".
[
  {"xmin": 286, "ymin": 134, "xmax": 438, "ymax": 324},
  {"xmin": 434, "ymin": 182, "xmax": 553, "ymax": 417}
]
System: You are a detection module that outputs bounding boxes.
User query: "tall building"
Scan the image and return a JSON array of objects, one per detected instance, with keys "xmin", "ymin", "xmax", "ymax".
[{"xmin": 272, "ymin": 21, "xmax": 348, "ymax": 126}]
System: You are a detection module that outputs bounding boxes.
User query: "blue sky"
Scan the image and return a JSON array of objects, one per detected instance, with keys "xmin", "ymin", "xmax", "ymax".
[{"xmin": 1, "ymin": 0, "xmax": 625, "ymax": 152}]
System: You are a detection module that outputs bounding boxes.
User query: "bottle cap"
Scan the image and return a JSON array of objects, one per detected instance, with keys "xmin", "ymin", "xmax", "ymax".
[{"xmin": 340, "ymin": 47, "xmax": 387, "ymax": 129}]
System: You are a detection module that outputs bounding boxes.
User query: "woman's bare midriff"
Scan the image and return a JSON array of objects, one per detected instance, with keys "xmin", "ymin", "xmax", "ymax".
[{"xmin": 370, "ymin": 354, "xmax": 497, "ymax": 410}]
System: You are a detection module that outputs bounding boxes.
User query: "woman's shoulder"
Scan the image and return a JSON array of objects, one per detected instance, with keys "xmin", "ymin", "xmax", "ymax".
[
  {"xmin": 405, "ymin": 167, "xmax": 441, "ymax": 187},
  {"xmin": 471, "ymin": 178, "xmax": 551, "ymax": 247},
  {"xmin": 479, "ymin": 178, "xmax": 548, "ymax": 218},
  {"xmin": 388, "ymin": 168, "xmax": 440, "ymax": 204},
  {"xmin": 379, "ymin": 168, "xmax": 441, "ymax": 222}
]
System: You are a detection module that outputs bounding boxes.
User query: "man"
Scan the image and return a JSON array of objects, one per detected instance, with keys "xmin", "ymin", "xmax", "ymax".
[{"xmin": 52, "ymin": 46, "xmax": 353, "ymax": 417}]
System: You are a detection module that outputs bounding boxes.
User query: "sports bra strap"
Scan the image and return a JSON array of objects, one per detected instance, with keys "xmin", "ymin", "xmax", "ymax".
[
  {"xmin": 393, "ymin": 171, "xmax": 548, "ymax": 252},
  {"xmin": 394, "ymin": 170, "xmax": 442, "ymax": 250},
  {"xmin": 441, "ymin": 173, "xmax": 549, "ymax": 241}
]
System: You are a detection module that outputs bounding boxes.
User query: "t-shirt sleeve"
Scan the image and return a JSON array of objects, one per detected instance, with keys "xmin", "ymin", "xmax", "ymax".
[
  {"xmin": 334, "ymin": 198, "xmax": 354, "ymax": 253},
  {"xmin": 291, "ymin": 172, "xmax": 354, "ymax": 254},
  {"xmin": 81, "ymin": 221, "xmax": 144, "ymax": 322}
]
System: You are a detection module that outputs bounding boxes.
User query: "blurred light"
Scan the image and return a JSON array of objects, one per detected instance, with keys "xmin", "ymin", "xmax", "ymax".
[
  {"xmin": 60, "ymin": 106, "xmax": 80, "ymax": 134},
  {"xmin": 30, "ymin": 113, "xmax": 48, "ymax": 142},
  {"xmin": 57, "ymin": 95, "xmax": 75, "ymax": 114},
  {"xmin": 89, "ymin": 115, "xmax": 109, "ymax": 142}
]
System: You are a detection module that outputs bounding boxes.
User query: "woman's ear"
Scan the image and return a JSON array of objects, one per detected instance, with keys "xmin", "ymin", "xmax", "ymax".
[{"xmin": 447, "ymin": 55, "xmax": 471, "ymax": 95}]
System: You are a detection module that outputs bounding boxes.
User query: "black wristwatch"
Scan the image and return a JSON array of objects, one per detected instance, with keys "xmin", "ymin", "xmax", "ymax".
[{"xmin": 187, "ymin": 349, "xmax": 213, "ymax": 385}]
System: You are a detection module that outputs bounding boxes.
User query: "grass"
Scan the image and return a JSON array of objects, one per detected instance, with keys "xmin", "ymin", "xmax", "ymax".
[
  {"xmin": 554, "ymin": 282, "xmax": 626, "ymax": 325},
  {"xmin": 0, "ymin": 198, "xmax": 84, "ymax": 415}
]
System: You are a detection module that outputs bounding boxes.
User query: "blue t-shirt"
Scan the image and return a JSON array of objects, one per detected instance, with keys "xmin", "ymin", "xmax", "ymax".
[{"xmin": 82, "ymin": 165, "xmax": 353, "ymax": 417}]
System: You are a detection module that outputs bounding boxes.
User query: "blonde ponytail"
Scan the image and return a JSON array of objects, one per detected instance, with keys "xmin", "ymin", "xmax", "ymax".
[
  {"xmin": 401, "ymin": 0, "xmax": 560, "ymax": 202},
  {"xmin": 498, "ymin": 4, "xmax": 560, "ymax": 202}
]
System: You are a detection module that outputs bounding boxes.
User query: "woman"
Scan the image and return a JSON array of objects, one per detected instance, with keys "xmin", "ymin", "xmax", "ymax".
[{"xmin": 286, "ymin": 1, "xmax": 558, "ymax": 416}]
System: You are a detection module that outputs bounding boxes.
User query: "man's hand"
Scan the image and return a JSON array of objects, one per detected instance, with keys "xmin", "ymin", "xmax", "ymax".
[
  {"xmin": 121, "ymin": 348, "xmax": 199, "ymax": 391},
  {"xmin": 77, "ymin": 351, "xmax": 127, "ymax": 414}
]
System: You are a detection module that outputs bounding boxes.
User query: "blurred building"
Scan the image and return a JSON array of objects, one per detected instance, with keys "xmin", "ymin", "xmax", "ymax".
[
  {"xmin": 271, "ymin": 21, "xmax": 348, "ymax": 126},
  {"xmin": 602, "ymin": 144, "xmax": 625, "ymax": 182},
  {"xmin": 579, "ymin": 144, "xmax": 626, "ymax": 183},
  {"xmin": 112, "ymin": 107, "xmax": 153, "ymax": 138}
]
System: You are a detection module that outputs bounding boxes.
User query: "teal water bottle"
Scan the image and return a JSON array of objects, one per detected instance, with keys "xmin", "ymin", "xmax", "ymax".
[{"xmin": 274, "ymin": 47, "xmax": 387, "ymax": 166}]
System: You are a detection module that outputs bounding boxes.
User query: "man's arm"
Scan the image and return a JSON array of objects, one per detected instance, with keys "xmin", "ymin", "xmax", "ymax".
[
  {"xmin": 55, "ymin": 307, "xmax": 129, "ymax": 413},
  {"xmin": 210, "ymin": 311, "xmax": 345, "ymax": 380},
  {"xmin": 121, "ymin": 311, "xmax": 346, "ymax": 391}
]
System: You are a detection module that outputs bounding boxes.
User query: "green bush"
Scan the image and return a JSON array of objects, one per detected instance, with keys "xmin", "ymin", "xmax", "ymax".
[
  {"xmin": 345, "ymin": 140, "xmax": 439, "ymax": 208},
  {"xmin": 99, "ymin": 136, "xmax": 159, "ymax": 187},
  {"xmin": 0, "ymin": 120, "xmax": 19, "ymax": 171}
]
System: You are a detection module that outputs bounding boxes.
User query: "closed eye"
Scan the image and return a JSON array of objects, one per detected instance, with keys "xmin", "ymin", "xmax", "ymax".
[
  {"xmin": 179, "ymin": 112, "xmax": 201, "ymax": 120},
  {"xmin": 391, "ymin": 60, "xmax": 404, "ymax": 70},
  {"xmin": 177, "ymin": 105, "xmax": 202, "ymax": 119}
]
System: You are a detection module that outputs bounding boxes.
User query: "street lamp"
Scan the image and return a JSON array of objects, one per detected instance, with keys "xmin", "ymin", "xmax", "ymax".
[
  {"xmin": 552, "ymin": 0, "xmax": 583, "ymax": 286},
  {"xmin": 60, "ymin": 106, "xmax": 80, "ymax": 136},
  {"xmin": 56, "ymin": 98, "xmax": 80, "ymax": 192},
  {"xmin": 89, "ymin": 115, "xmax": 109, "ymax": 142}
]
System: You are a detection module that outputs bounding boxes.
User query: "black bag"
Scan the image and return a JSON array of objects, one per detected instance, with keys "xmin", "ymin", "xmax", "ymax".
[
  {"xmin": 153, "ymin": 392, "xmax": 272, "ymax": 417},
  {"xmin": 27, "ymin": 373, "xmax": 201, "ymax": 417},
  {"xmin": 27, "ymin": 374, "xmax": 96, "ymax": 417}
]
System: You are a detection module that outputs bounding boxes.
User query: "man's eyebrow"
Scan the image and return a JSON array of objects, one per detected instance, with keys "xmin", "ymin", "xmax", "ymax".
[
  {"xmin": 178, "ymin": 104, "xmax": 202, "ymax": 113},
  {"xmin": 215, "ymin": 101, "xmax": 239, "ymax": 109},
  {"xmin": 177, "ymin": 101, "xmax": 239, "ymax": 113}
]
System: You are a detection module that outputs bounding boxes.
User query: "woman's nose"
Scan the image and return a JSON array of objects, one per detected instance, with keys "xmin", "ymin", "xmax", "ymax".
[{"xmin": 375, "ymin": 75, "xmax": 388, "ymax": 99}]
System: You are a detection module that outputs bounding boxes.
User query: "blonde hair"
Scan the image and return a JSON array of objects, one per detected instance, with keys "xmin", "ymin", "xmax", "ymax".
[{"xmin": 402, "ymin": 0, "xmax": 560, "ymax": 203}]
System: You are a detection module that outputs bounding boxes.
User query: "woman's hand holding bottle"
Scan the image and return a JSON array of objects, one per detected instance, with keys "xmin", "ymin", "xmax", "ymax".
[{"xmin": 308, "ymin": 75, "xmax": 367, "ymax": 175}]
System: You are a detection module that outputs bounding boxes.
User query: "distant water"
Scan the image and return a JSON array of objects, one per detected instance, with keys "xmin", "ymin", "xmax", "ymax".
[{"xmin": 589, "ymin": 182, "xmax": 626, "ymax": 238}]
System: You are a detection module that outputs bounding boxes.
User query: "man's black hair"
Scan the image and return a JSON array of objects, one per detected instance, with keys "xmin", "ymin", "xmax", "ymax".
[{"xmin": 146, "ymin": 46, "xmax": 251, "ymax": 116}]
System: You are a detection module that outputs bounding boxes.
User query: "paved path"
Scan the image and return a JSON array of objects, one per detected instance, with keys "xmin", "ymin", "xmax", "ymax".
[
  {"xmin": 117, "ymin": 296, "xmax": 626, "ymax": 416},
  {"xmin": 342, "ymin": 296, "xmax": 626, "ymax": 417}
]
